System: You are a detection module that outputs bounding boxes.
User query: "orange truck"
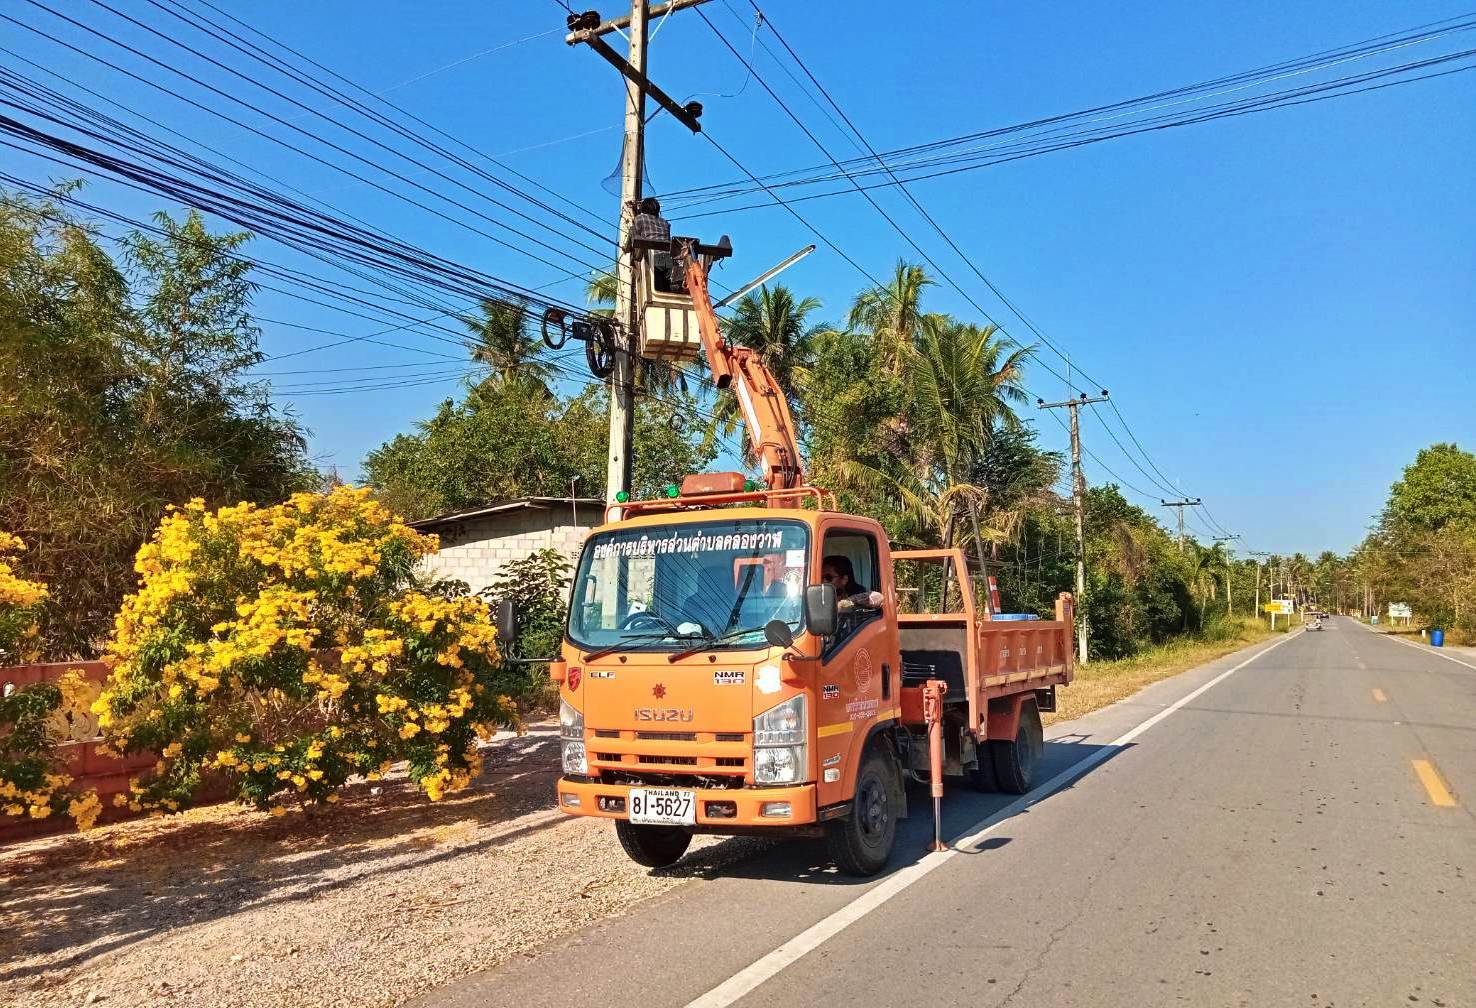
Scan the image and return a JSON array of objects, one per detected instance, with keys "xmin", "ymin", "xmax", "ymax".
[{"xmin": 548, "ymin": 237, "xmax": 1074, "ymax": 875}]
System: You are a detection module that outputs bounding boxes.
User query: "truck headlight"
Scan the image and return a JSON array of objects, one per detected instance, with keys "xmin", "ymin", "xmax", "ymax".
[
  {"xmin": 754, "ymin": 745, "xmax": 805, "ymax": 784},
  {"xmin": 753, "ymin": 695, "xmax": 806, "ymax": 784},
  {"xmin": 560, "ymin": 699, "xmax": 587, "ymax": 775}
]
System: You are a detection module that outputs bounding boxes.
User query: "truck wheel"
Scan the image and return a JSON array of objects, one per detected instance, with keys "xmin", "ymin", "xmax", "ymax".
[
  {"xmin": 991, "ymin": 698, "xmax": 1043, "ymax": 795},
  {"xmin": 827, "ymin": 747, "xmax": 899, "ymax": 876},
  {"xmin": 614, "ymin": 820, "xmax": 692, "ymax": 869}
]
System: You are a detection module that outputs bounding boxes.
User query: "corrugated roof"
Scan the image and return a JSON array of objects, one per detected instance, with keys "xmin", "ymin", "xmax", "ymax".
[{"xmin": 408, "ymin": 496, "xmax": 604, "ymax": 530}]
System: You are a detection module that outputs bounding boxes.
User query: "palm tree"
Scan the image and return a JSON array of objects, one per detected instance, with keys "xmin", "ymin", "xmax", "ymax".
[
  {"xmin": 1183, "ymin": 543, "xmax": 1231, "ymax": 626},
  {"xmin": 585, "ymin": 269, "xmax": 617, "ymax": 319},
  {"xmin": 910, "ymin": 318, "xmax": 1033, "ymax": 561},
  {"xmin": 714, "ymin": 284, "xmax": 822, "ymax": 462},
  {"xmin": 464, "ymin": 297, "xmax": 555, "ymax": 395},
  {"xmin": 820, "ymin": 315, "xmax": 1038, "ymax": 565},
  {"xmin": 847, "ymin": 261, "xmax": 933, "ymax": 376}
]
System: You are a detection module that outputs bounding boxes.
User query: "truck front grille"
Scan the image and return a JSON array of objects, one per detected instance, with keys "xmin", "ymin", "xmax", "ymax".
[{"xmin": 584, "ymin": 727, "xmax": 749, "ymax": 783}]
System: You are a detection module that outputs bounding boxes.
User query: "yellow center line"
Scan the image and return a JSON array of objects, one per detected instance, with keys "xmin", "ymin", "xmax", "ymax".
[
  {"xmin": 1371, "ymin": 688, "xmax": 1387, "ymax": 703},
  {"xmin": 1412, "ymin": 758, "xmax": 1457, "ymax": 808}
]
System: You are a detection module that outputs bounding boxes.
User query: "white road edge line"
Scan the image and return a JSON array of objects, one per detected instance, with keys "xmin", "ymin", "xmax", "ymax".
[
  {"xmin": 684, "ymin": 630, "xmax": 1302, "ymax": 1008},
  {"xmin": 1377, "ymin": 630, "xmax": 1476, "ymax": 672}
]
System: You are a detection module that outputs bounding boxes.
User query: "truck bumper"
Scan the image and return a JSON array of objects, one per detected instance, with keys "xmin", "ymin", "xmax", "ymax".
[{"xmin": 557, "ymin": 777, "xmax": 819, "ymax": 827}]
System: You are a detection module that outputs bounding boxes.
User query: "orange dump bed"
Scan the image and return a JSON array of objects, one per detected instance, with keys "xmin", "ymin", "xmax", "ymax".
[{"xmin": 891, "ymin": 549, "xmax": 1074, "ymax": 733}]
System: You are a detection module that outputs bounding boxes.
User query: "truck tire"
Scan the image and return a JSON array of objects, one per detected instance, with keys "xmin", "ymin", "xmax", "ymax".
[
  {"xmin": 991, "ymin": 697, "xmax": 1043, "ymax": 795},
  {"xmin": 827, "ymin": 747, "xmax": 900, "ymax": 877},
  {"xmin": 614, "ymin": 820, "xmax": 692, "ymax": 869}
]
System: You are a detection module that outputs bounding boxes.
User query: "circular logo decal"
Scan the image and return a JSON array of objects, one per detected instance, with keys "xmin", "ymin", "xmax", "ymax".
[{"xmin": 853, "ymin": 647, "xmax": 873, "ymax": 694}]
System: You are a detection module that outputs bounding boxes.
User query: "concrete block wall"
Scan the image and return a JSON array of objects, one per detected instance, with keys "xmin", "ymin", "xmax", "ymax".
[{"xmin": 417, "ymin": 506, "xmax": 596, "ymax": 596}]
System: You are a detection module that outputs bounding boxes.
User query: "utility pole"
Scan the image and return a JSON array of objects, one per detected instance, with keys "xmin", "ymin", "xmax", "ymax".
[
  {"xmin": 1038, "ymin": 390, "xmax": 1109, "ymax": 665},
  {"xmin": 1213, "ymin": 536, "xmax": 1238, "ymax": 618},
  {"xmin": 566, "ymin": 3, "xmax": 708, "ymax": 516},
  {"xmin": 1160, "ymin": 498, "xmax": 1202, "ymax": 552},
  {"xmin": 1248, "ymin": 550, "xmax": 1270, "ymax": 620}
]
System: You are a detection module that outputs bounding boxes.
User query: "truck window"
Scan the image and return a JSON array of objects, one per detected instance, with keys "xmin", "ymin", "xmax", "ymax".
[
  {"xmin": 821, "ymin": 528, "xmax": 881, "ymax": 650},
  {"xmin": 568, "ymin": 518, "xmax": 809, "ymax": 652}
]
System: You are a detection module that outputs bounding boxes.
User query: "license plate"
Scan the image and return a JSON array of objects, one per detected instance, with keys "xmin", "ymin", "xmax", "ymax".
[{"xmin": 628, "ymin": 788, "xmax": 695, "ymax": 826}]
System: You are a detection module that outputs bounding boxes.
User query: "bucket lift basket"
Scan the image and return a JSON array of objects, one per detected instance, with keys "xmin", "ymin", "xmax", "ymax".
[{"xmin": 631, "ymin": 234, "xmax": 731, "ymax": 364}]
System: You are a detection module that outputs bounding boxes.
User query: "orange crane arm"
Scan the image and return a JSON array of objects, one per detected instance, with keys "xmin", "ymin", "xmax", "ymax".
[{"xmin": 681, "ymin": 245, "xmax": 805, "ymax": 491}]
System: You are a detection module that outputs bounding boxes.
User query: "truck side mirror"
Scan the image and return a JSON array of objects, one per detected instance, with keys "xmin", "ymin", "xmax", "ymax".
[
  {"xmin": 496, "ymin": 599, "xmax": 519, "ymax": 647},
  {"xmin": 805, "ymin": 584, "xmax": 837, "ymax": 638},
  {"xmin": 764, "ymin": 619, "xmax": 794, "ymax": 649}
]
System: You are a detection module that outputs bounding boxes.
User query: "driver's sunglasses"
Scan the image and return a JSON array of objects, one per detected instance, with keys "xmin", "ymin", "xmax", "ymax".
[{"xmin": 821, "ymin": 573, "xmax": 837, "ymax": 582}]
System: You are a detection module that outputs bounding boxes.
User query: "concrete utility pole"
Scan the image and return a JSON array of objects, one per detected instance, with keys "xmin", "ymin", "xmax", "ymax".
[
  {"xmin": 1160, "ymin": 498, "xmax": 1202, "ymax": 553},
  {"xmin": 565, "ymin": 2, "xmax": 708, "ymax": 516},
  {"xmin": 1248, "ymin": 550, "xmax": 1270, "ymax": 619},
  {"xmin": 1213, "ymin": 536, "xmax": 1238, "ymax": 618},
  {"xmin": 1038, "ymin": 391, "xmax": 1109, "ymax": 665}
]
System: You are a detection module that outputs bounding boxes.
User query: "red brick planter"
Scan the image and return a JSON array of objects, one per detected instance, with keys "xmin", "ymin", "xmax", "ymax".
[{"xmin": 1, "ymin": 661, "xmax": 157, "ymax": 844}]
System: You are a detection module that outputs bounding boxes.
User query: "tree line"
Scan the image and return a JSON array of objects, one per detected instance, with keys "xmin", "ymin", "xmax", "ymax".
[
  {"xmin": 366, "ymin": 262, "xmax": 1268, "ymax": 660},
  {"xmin": 1339, "ymin": 443, "xmax": 1476, "ymax": 632},
  {"xmin": 3, "ymin": 185, "xmax": 1313, "ymax": 662},
  {"xmin": 1, "ymin": 187, "xmax": 313, "ymax": 658}
]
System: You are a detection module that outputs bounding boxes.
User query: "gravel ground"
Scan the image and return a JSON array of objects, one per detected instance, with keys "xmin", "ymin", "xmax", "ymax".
[{"xmin": 0, "ymin": 725, "xmax": 769, "ymax": 1008}]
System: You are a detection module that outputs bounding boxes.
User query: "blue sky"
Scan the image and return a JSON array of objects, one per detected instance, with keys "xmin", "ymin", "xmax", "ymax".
[{"xmin": 5, "ymin": 0, "xmax": 1473, "ymax": 557}]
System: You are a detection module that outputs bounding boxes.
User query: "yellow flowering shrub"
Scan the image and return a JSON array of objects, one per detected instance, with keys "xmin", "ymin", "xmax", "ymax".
[
  {"xmin": 0, "ymin": 532, "xmax": 47, "ymax": 664},
  {"xmin": 93, "ymin": 487, "xmax": 521, "ymax": 815},
  {"xmin": 1, "ymin": 669, "xmax": 103, "ymax": 831}
]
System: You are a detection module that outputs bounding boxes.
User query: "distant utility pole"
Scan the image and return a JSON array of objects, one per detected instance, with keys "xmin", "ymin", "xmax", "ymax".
[
  {"xmin": 1160, "ymin": 497, "xmax": 1202, "ymax": 553},
  {"xmin": 1038, "ymin": 390, "xmax": 1109, "ymax": 665},
  {"xmin": 566, "ymin": 2, "xmax": 709, "ymax": 516},
  {"xmin": 1213, "ymin": 536, "xmax": 1238, "ymax": 617},
  {"xmin": 1248, "ymin": 550, "xmax": 1270, "ymax": 618}
]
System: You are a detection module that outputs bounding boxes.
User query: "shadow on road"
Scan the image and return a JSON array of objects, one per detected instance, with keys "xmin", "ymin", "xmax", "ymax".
[{"xmin": 653, "ymin": 739, "xmax": 1131, "ymax": 887}]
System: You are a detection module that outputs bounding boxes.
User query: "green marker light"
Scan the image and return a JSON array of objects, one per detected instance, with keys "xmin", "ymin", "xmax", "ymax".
[
  {"xmin": 614, "ymin": 490, "xmax": 630, "ymax": 503},
  {"xmin": 663, "ymin": 483, "xmax": 680, "ymax": 498}
]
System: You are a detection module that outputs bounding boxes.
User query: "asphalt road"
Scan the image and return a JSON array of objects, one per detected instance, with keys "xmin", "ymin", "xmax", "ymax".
[{"xmin": 419, "ymin": 618, "xmax": 1474, "ymax": 1008}]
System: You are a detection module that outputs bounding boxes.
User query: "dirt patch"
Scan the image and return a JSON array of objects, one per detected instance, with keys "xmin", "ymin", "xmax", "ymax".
[{"xmin": 0, "ymin": 726, "xmax": 768, "ymax": 1008}]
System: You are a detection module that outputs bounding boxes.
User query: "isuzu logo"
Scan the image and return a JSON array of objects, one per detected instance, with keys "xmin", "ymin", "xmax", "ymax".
[{"xmin": 634, "ymin": 708, "xmax": 694, "ymax": 722}]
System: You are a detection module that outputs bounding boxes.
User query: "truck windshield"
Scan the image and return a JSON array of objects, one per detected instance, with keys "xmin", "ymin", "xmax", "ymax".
[{"xmin": 567, "ymin": 518, "xmax": 809, "ymax": 652}]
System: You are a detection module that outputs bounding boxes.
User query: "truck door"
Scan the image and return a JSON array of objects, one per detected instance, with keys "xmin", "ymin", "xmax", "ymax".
[{"xmin": 816, "ymin": 523, "xmax": 899, "ymax": 806}]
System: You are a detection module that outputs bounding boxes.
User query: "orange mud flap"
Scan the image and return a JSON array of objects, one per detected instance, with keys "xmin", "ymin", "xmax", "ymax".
[{"xmin": 923, "ymin": 678, "xmax": 949, "ymax": 852}]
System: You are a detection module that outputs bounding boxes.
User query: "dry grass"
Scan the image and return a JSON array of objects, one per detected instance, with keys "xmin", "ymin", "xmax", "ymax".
[{"xmin": 1045, "ymin": 618, "xmax": 1282, "ymax": 726}]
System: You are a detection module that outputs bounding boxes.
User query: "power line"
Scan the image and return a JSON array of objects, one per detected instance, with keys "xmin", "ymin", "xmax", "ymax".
[
  {"xmin": 731, "ymin": 4, "xmax": 1102, "ymax": 394},
  {"xmin": 664, "ymin": 14, "xmax": 1476, "ymax": 207},
  {"xmin": 693, "ymin": 5, "xmax": 1089, "ymax": 395},
  {"xmin": 0, "ymin": 82, "xmax": 593, "ymax": 316},
  {"xmin": 158, "ymin": 0, "xmax": 614, "ymax": 246},
  {"xmin": 6, "ymin": 3, "xmax": 612, "ymax": 282}
]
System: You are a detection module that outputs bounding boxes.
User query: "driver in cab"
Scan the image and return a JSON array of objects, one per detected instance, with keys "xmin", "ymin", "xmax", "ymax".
[{"xmin": 822, "ymin": 556, "xmax": 884, "ymax": 615}]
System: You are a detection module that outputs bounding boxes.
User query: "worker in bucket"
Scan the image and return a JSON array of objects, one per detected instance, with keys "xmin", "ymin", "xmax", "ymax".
[{"xmin": 632, "ymin": 196, "xmax": 674, "ymax": 292}]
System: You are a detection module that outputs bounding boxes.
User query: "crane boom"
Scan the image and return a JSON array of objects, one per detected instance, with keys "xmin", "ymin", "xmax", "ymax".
[{"xmin": 679, "ymin": 241, "xmax": 806, "ymax": 491}]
